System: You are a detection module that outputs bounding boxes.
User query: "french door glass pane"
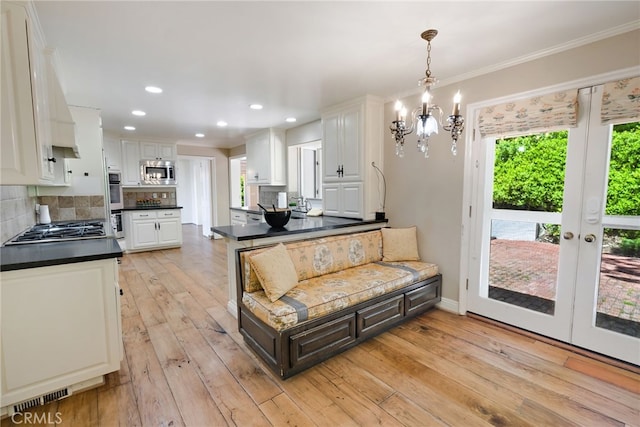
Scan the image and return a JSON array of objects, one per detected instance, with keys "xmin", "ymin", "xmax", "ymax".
[
  {"xmin": 597, "ymin": 227, "xmax": 640, "ymax": 338},
  {"xmin": 488, "ymin": 131, "xmax": 569, "ymax": 314},
  {"xmin": 488, "ymin": 220, "xmax": 557, "ymax": 314},
  {"xmin": 596, "ymin": 122, "xmax": 640, "ymax": 338}
]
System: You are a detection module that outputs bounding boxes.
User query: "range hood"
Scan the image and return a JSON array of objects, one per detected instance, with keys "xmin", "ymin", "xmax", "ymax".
[{"xmin": 48, "ymin": 61, "xmax": 80, "ymax": 158}]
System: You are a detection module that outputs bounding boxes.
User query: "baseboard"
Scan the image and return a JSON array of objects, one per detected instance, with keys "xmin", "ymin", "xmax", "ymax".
[{"xmin": 436, "ymin": 297, "xmax": 459, "ymax": 314}]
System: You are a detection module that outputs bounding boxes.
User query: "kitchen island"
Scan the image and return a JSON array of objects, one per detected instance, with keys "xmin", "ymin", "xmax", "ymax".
[{"xmin": 212, "ymin": 216, "xmax": 387, "ymax": 316}]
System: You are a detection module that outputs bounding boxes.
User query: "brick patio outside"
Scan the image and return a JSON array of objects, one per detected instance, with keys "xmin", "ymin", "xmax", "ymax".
[{"xmin": 489, "ymin": 239, "xmax": 640, "ymax": 323}]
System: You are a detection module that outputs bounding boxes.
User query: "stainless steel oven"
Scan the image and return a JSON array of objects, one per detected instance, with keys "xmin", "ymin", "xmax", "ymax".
[
  {"xmin": 110, "ymin": 210, "xmax": 123, "ymax": 239},
  {"xmin": 108, "ymin": 172, "xmax": 123, "ymax": 210}
]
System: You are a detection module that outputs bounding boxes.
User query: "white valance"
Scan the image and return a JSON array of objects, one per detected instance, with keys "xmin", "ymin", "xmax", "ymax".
[
  {"xmin": 601, "ymin": 76, "xmax": 640, "ymax": 125},
  {"xmin": 478, "ymin": 90, "xmax": 578, "ymax": 138}
]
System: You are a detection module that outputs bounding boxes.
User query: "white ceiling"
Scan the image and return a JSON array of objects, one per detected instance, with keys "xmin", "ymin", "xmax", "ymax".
[{"xmin": 33, "ymin": 1, "xmax": 640, "ymax": 149}]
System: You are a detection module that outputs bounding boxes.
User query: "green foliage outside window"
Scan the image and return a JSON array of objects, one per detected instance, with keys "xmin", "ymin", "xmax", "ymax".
[
  {"xmin": 493, "ymin": 123, "xmax": 640, "ymax": 249},
  {"xmin": 493, "ymin": 131, "xmax": 567, "ymax": 212},
  {"xmin": 240, "ymin": 175, "xmax": 245, "ymax": 207}
]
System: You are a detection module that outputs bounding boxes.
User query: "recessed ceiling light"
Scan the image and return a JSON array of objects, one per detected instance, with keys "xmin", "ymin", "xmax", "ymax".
[
  {"xmin": 145, "ymin": 86, "xmax": 163, "ymax": 94},
  {"xmin": 285, "ymin": 117, "xmax": 297, "ymax": 123},
  {"xmin": 124, "ymin": 126, "xmax": 136, "ymax": 131},
  {"xmin": 216, "ymin": 121, "xmax": 228, "ymax": 127},
  {"xmin": 132, "ymin": 110, "xmax": 146, "ymax": 116},
  {"xmin": 195, "ymin": 133, "xmax": 205, "ymax": 138},
  {"xmin": 249, "ymin": 104, "xmax": 263, "ymax": 110}
]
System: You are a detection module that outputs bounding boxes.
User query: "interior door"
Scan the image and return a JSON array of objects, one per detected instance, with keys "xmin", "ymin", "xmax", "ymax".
[{"xmin": 468, "ymin": 86, "xmax": 639, "ymax": 364}]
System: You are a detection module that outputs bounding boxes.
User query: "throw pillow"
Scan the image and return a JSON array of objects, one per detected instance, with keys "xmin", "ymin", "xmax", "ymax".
[
  {"xmin": 249, "ymin": 243, "xmax": 299, "ymax": 302},
  {"xmin": 381, "ymin": 226, "xmax": 420, "ymax": 262}
]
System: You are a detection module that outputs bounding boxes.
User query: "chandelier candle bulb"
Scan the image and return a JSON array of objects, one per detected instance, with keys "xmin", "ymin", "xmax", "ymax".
[
  {"xmin": 400, "ymin": 107, "xmax": 407, "ymax": 122},
  {"xmin": 452, "ymin": 91, "xmax": 461, "ymax": 116},
  {"xmin": 395, "ymin": 100, "xmax": 402, "ymax": 121}
]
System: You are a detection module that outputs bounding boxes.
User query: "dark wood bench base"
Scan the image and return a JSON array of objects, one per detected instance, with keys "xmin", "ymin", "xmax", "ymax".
[{"xmin": 237, "ymin": 274, "xmax": 442, "ymax": 379}]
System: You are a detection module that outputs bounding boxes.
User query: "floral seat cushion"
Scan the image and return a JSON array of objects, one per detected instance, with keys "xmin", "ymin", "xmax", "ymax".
[{"xmin": 242, "ymin": 260, "xmax": 439, "ymax": 331}]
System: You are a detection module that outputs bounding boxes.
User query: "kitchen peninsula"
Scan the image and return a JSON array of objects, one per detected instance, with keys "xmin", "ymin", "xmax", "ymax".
[{"xmin": 212, "ymin": 216, "xmax": 388, "ymax": 315}]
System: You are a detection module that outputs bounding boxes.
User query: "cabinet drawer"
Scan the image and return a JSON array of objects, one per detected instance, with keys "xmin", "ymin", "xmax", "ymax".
[
  {"xmin": 289, "ymin": 315, "xmax": 355, "ymax": 368},
  {"xmin": 405, "ymin": 281, "xmax": 440, "ymax": 315},
  {"xmin": 157, "ymin": 210, "xmax": 180, "ymax": 219},
  {"xmin": 246, "ymin": 213, "xmax": 263, "ymax": 223},
  {"xmin": 131, "ymin": 211, "xmax": 157, "ymax": 220},
  {"xmin": 357, "ymin": 295, "xmax": 404, "ymax": 338}
]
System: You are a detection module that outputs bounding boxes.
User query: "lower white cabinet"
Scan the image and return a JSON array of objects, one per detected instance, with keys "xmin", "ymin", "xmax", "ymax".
[
  {"xmin": 322, "ymin": 182, "xmax": 363, "ymax": 218},
  {"xmin": 230, "ymin": 210, "xmax": 247, "ymax": 225},
  {"xmin": 0, "ymin": 259, "xmax": 122, "ymax": 411},
  {"xmin": 125, "ymin": 209, "xmax": 182, "ymax": 252}
]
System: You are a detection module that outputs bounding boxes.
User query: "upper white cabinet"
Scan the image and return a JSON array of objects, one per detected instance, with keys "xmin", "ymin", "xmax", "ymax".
[
  {"xmin": 1, "ymin": 2, "xmax": 78, "ymax": 186},
  {"xmin": 321, "ymin": 96, "xmax": 383, "ymax": 219},
  {"xmin": 140, "ymin": 142, "xmax": 176, "ymax": 161},
  {"xmin": 103, "ymin": 136, "xmax": 122, "ymax": 172},
  {"xmin": 322, "ymin": 103, "xmax": 362, "ymax": 182},
  {"xmin": 245, "ymin": 128, "xmax": 286, "ymax": 185},
  {"xmin": 1, "ymin": 2, "xmax": 53, "ymax": 184},
  {"xmin": 121, "ymin": 140, "xmax": 141, "ymax": 186}
]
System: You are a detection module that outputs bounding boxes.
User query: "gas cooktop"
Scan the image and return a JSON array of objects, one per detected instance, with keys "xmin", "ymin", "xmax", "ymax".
[{"xmin": 4, "ymin": 220, "xmax": 107, "ymax": 246}]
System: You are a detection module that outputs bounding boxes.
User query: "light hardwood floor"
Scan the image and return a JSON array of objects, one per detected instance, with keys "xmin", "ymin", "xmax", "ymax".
[{"xmin": 3, "ymin": 224, "xmax": 639, "ymax": 426}]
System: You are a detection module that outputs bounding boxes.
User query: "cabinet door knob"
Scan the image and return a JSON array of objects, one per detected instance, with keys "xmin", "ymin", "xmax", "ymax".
[{"xmin": 47, "ymin": 157, "xmax": 57, "ymax": 163}]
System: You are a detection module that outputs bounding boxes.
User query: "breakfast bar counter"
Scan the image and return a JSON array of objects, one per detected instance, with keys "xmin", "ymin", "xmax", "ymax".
[
  {"xmin": 211, "ymin": 216, "xmax": 388, "ymax": 315},
  {"xmin": 212, "ymin": 216, "xmax": 386, "ymax": 241}
]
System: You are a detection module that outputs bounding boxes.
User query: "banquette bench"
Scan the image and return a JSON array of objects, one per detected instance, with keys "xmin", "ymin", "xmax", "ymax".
[{"xmin": 235, "ymin": 227, "xmax": 442, "ymax": 378}]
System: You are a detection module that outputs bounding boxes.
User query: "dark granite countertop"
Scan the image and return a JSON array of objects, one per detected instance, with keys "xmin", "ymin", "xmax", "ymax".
[
  {"xmin": 122, "ymin": 205, "xmax": 183, "ymax": 211},
  {"xmin": 212, "ymin": 216, "xmax": 387, "ymax": 241},
  {"xmin": 1, "ymin": 237, "xmax": 123, "ymax": 272}
]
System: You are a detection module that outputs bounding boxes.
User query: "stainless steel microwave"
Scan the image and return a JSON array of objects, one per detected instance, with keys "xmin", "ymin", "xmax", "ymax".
[{"xmin": 140, "ymin": 160, "xmax": 176, "ymax": 185}]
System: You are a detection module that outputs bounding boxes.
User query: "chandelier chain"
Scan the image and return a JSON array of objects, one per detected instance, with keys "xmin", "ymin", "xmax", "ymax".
[{"xmin": 425, "ymin": 40, "xmax": 432, "ymax": 78}]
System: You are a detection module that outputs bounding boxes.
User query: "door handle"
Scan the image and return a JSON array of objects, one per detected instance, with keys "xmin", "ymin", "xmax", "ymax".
[
  {"xmin": 584, "ymin": 234, "xmax": 596, "ymax": 243},
  {"xmin": 563, "ymin": 232, "xmax": 574, "ymax": 240}
]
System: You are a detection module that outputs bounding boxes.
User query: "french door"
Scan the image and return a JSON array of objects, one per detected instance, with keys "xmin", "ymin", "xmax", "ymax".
[{"xmin": 467, "ymin": 86, "xmax": 639, "ymax": 365}]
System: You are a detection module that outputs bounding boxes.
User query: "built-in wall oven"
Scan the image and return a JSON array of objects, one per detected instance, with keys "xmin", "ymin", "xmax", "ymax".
[
  {"xmin": 110, "ymin": 210, "xmax": 123, "ymax": 239},
  {"xmin": 108, "ymin": 172, "xmax": 123, "ymax": 210}
]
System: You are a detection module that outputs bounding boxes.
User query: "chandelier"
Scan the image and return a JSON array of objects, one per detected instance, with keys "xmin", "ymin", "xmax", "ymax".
[{"xmin": 390, "ymin": 29, "xmax": 464, "ymax": 158}]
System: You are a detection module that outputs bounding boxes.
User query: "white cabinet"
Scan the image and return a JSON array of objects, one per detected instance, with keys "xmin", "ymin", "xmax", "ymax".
[
  {"xmin": 0, "ymin": 2, "xmax": 54, "ymax": 185},
  {"xmin": 230, "ymin": 210, "xmax": 246, "ymax": 225},
  {"xmin": 1, "ymin": 259, "xmax": 122, "ymax": 410},
  {"xmin": 245, "ymin": 128, "xmax": 286, "ymax": 185},
  {"xmin": 121, "ymin": 140, "xmax": 141, "ymax": 186},
  {"xmin": 125, "ymin": 210, "xmax": 182, "ymax": 252},
  {"xmin": 140, "ymin": 142, "xmax": 176, "ymax": 161},
  {"xmin": 322, "ymin": 182, "xmax": 363, "ymax": 218},
  {"xmin": 104, "ymin": 136, "xmax": 122, "ymax": 171},
  {"xmin": 1, "ymin": 2, "xmax": 79, "ymax": 186},
  {"xmin": 321, "ymin": 96, "xmax": 383, "ymax": 219},
  {"xmin": 322, "ymin": 104, "xmax": 362, "ymax": 182}
]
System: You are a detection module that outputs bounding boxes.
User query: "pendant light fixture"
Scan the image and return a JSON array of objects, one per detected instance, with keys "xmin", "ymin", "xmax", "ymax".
[{"xmin": 390, "ymin": 29, "xmax": 465, "ymax": 158}]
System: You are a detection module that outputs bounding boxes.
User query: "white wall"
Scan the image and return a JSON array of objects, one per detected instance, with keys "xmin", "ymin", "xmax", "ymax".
[{"xmin": 384, "ymin": 29, "xmax": 640, "ymax": 304}]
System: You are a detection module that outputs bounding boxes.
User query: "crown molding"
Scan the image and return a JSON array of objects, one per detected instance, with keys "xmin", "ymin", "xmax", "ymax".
[{"xmin": 388, "ymin": 20, "xmax": 640, "ymax": 102}]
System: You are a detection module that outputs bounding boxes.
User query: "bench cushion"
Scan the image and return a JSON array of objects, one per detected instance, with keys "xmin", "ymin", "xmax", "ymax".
[{"xmin": 242, "ymin": 260, "xmax": 439, "ymax": 331}]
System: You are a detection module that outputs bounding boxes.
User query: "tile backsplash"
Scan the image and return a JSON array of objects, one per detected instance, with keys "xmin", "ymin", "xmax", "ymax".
[
  {"xmin": 123, "ymin": 188, "xmax": 176, "ymax": 208},
  {"xmin": 37, "ymin": 195, "xmax": 106, "ymax": 221},
  {"xmin": 0, "ymin": 186, "xmax": 37, "ymax": 242}
]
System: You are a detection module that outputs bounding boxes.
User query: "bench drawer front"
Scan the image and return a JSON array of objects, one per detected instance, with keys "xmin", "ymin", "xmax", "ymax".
[
  {"xmin": 406, "ymin": 281, "xmax": 440, "ymax": 315},
  {"xmin": 356, "ymin": 295, "xmax": 404, "ymax": 338},
  {"xmin": 290, "ymin": 315, "xmax": 355, "ymax": 367}
]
